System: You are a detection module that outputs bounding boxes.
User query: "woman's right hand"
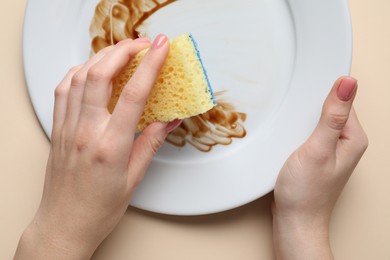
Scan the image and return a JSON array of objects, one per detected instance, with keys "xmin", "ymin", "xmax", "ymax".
[{"xmin": 14, "ymin": 35, "xmax": 180, "ymax": 260}]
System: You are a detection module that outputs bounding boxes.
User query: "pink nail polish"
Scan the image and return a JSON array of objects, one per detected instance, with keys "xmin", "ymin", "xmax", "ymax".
[
  {"xmin": 337, "ymin": 77, "xmax": 357, "ymax": 101},
  {"xmin": 134, "ymin": 37, "xmax": 150, "ymax": 43},
  {"xmin": 166, "ymin": 119, "xmax": 182, "ymax": 133},
  {"xmin": 152, "ymin": 34, "xmax": 168, "ymax": 49}
]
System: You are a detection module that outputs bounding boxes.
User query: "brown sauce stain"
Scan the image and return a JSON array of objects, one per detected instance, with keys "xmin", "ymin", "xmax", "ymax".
[
  {"xmin": 90, "ymin": 0, "xmax": 176, "ymax": 54},
  {"xmin": 89, "ymin": 1, "xmax": 248, "ymax": 152},
  {"xmin": 166, "ymin": 92, "xmax": 247, "ymax": 152}
]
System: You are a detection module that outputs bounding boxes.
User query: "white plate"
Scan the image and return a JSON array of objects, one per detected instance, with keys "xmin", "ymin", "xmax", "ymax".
[{"xmin": 23, "ymin": 0, "xmax": 352, "ymax": 215}]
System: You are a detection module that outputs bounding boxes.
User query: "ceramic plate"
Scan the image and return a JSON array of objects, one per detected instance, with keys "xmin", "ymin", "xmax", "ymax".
[{"xmin": 23, "ymin": 0, "xmax": 352, "ymax": 215}]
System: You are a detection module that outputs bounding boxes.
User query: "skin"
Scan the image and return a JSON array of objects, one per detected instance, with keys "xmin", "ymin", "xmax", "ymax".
[
  {"xmin": 14, "ymin": 35, "xmax": 179, "ymax": 259},
  {"xmin": 14, "ymin": 34, "xmax": 367, "ymax": 259},
  {"xmin": 272, "ymin": 77, "xmax": 368, "ymax": 259}
]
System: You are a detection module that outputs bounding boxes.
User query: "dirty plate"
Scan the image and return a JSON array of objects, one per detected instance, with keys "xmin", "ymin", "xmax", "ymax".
[{"xmin": 23, "ymin": 0, "xmax": 352, "ymax": 215}]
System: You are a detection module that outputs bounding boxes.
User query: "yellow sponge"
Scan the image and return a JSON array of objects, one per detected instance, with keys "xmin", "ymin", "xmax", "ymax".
[{"xmin": 109, "ymin": 33, "xmax": 216, "ymax": 132}]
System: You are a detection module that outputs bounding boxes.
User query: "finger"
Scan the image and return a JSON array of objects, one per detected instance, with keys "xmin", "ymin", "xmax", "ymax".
[
  {"xmin": 166, "ymin": 119, "xmax": 183, "ymax": 133},
  {"xmin": 127, "ymin": 121, "xmax": 169, "ymax": 187},
  {"xmin": 109, "ymin": 34, "xmax": 169, "ymax": 143},
  {"xmin": 126, "ymin": 119, "xmax": 182, "ymax": 187},
  {"xmin": 338, "ymin": 107, "xmax": 368, "ymax": 159},
  {"xmin": 52, "ymin": 65, "xmax": 83, "ymax": 139},
  {"xmin": 64, "ymin": 46, "xmax": 114, "ymax": 131},
  {"xmin": 80, "ymin": 38, "xmax": 151, "ymax": 120},
  {"xmin": 310, "ymin": 76, "xmax": 358, "ymax": 151},
  {"xmin": 332, "ymin": 107, "xmax": 368, "ymax": 180}
]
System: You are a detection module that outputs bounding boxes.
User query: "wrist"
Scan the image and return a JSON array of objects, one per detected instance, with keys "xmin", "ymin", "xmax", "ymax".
[
  {"xmin": 272, "ymin": 213, "xmax": 333, "ymax": 260},
  {"xmin": 15, "ymin": 218, "xmax": 95, "ymax": 260},
  {"xmin": 272, "ymin": 199, "xmax": 332, "ymax": 236},
  {"xmin": 273, "ymin": 212, "xmax": 330, "ymax": 235}
]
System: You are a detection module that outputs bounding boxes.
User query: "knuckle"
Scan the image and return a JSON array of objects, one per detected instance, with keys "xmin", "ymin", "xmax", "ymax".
[
  {"xmin": 74, "ymin": 134, "xmax": 89, "ymax": 153},
  {"xmin": 71, "ymin": 72, "xmax": 86, "ymax": 87},
  {"xmin": 326, "ymin": 112, "xmax": 349, "ymax": 131},
  {"xmin": 94, "ymin": 140, "xmax": 116, "ymax": 164},
  {"xmin": 147, "ymin": 136, "xmax": 164, "ymax": 155},
  {"xmin": 87, "ymin": 67, "xmax": 109, "ymax": 83},
  {"xmin": 54, "ymin": 84, "xmax": 68, "ymax": 98},
  {"xmin": 121, "ymin": 84, "xmax": 146, "ymax": 105},
  {"xmin": 69, "ymin": 65, "xmax": 83, "ymax": 74},
  {"xmin": 73, "ymin": 127, "xmax": 91, "ymax": 153}
]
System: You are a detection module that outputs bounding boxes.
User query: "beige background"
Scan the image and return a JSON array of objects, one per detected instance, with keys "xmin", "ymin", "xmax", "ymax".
[{"xmin": 1, "ymin": 0, "xmax": 389, "ymax": 259}]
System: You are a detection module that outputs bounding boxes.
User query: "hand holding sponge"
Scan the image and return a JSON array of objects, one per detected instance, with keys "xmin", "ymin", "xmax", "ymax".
[{"xmin": 109, "ymin": 33, "xmax": 216, "ymax": 131}]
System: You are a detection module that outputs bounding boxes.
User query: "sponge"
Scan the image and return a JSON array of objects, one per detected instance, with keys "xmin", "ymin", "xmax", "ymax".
[{"xmin": 109, "ymin": 33, "xmax": 216, "ymax": 132}]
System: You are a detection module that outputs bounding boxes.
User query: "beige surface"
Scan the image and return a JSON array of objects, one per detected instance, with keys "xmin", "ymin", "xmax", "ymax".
[{"xmin": 1, "ymin": 0, "xmax": 389, "ymax": 259}]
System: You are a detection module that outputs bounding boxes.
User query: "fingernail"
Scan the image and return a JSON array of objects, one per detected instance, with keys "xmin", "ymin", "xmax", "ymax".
[
  {"xmin": 337, "ymin": 77, "xmax": 357, "ymax": 101},
  {"xmin": 166, "ymin": 119, "xmax": 183, "ymax": 133},
  {"xmin": 134, "ymin": 37, "xmax": 150, "ymax": 43},
  {"xmin": 152, "ymin": 34, "xmax": 168, "ymax": 49}
]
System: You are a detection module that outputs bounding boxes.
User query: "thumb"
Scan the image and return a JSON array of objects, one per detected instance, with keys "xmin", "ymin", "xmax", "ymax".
[
  {"xmin": 127, "ymin": 120, "xmax": 182, "ymax": 187},
  {"xmin": 310, "ymin": 76, "xmax": 358, "ymax": 150}
]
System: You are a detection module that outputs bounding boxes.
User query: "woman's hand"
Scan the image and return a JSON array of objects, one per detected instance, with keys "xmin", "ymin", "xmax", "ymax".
[
  {"xmin": 15, "ymin": 35, "xmax": 180, "ymax": 259},
  {"xmin": 272, "ymin": 77, "xmax": 368, "ymax": 259}
]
